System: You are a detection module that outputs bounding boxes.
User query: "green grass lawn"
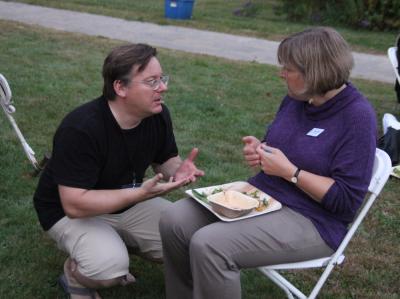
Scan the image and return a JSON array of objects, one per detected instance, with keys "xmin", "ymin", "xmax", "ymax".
[
  {"xmin": 10, "ymin": 0, "xmax": 398, "ymax": 54},
  {"xmin": 0, "ymin": 20, "xmax": 399, "ymax": 298}
]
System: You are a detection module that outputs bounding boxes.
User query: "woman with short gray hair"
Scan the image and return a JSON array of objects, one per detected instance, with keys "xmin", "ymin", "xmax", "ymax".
[{"xmin": 159, "ymin": 27, "xmax": 377, "ymax": 299}]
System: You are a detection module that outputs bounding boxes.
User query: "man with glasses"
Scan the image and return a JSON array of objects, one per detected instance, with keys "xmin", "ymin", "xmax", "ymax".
[{"xmin": 33, "ymin": 43, "xmax": 204, "ymax": 298}]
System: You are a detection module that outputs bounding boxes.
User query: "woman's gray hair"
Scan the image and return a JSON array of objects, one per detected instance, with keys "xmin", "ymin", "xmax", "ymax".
[{"xmin": 277, "ymin": 27, "xmax": 354, "ymax": 98}]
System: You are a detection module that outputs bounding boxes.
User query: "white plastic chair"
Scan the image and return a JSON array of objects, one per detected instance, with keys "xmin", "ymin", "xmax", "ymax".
[
  {"xmin": 388, "ymin": 47, "xmax": 400, "ymax": 84},
  {"xmin": 257, "ymin": 148, "xmax": 392, "ymax": 299}
]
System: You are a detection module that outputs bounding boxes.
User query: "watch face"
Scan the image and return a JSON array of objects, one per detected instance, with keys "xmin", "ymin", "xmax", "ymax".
[{"xmin": 291, "ymin": 168, "xmax": 300, "ymax": 184}]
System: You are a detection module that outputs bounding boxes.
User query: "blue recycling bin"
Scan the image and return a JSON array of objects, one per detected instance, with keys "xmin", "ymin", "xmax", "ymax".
[{"xmin": 165, "ymin": 0, "xmax": 195, "ymax": 20}]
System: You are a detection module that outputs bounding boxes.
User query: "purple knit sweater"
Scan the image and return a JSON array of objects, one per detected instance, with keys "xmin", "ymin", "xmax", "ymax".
[{"xmin": 248, "ymin": 83, "xmax": 377, "ymax": 250}]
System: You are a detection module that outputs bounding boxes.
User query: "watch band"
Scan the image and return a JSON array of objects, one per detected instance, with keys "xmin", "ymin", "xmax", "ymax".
[{"xmin": 291, "ymin": 168, "xmax": 301, "ymax": 184}]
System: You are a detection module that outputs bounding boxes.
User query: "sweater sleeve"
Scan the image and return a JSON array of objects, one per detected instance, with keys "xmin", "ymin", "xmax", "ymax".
[{"xmin": 321, "ymin": 102, "xmax": 377, "ymax": 222}]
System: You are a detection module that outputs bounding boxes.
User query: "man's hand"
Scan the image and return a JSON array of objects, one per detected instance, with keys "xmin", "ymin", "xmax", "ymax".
[
  {"xmin": 242, "ymin": 136, "xmax": 261, "ymax": 168},
  {"xmin": 141, "ymin": 173, "xmax": 189, "ymax": 198},
  {"xmin": 173, "ymin": 148, "xmax": 205, "ymax": 183}
]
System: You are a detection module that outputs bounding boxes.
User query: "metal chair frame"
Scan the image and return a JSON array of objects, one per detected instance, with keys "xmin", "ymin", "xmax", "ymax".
[
  {"xmin": 388, "ymin": 47, "xmax": 400, "ymax": 84},
  {"xmin": 0, "ymin": 73, "xmax": 40, "ymax": 170},
  {"xmin": 257, "ymin": 149, "xmax": 392, "ymax": 299}
]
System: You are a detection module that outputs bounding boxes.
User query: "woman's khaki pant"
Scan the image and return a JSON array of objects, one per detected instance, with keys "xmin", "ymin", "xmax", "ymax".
[{"xmin": 159, "ymin": 198, "xmax": 333, "ymax": 299}]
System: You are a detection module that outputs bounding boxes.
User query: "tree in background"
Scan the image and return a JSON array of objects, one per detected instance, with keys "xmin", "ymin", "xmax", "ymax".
[{"xmin": 279, "ymin": 0, "xmax": 399, "ymax": 31}]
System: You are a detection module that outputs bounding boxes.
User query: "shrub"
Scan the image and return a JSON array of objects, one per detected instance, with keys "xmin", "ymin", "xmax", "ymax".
[{"xmin": 278, "ymin": 0, "xmax": 400, "ymax": 31}]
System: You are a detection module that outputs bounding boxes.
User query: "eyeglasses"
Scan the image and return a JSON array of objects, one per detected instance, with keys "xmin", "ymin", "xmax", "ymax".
[{"xmin": 130, "ymin": 75, "xmax": 169, "ymax": 91}]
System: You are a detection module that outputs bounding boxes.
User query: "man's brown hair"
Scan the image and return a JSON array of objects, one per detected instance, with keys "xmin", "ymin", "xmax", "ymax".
[{"xmin": 102, "ymin": 43, "xmax": 157, "ymax": 100}]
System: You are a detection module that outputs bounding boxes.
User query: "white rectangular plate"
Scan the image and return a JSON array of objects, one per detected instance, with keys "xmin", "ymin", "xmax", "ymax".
[{"xmin": 186, "ymin": 181, "xmax": 282, "ymax": 222}]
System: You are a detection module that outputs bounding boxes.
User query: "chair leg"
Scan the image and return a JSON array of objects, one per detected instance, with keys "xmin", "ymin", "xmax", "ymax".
[
  {"xmin": 258, "ymin": 268, "xmax": 306, "ymax": 299},
  {"xmin": 307, "ymin": 264, "xmax": 335, "ymax": 299},
  {"xmin": 265, "ymin": 272, "xmax": 295, "ymax": 299}
]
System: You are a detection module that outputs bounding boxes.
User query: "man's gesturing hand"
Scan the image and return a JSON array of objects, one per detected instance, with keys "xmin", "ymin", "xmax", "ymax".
[
  {"xmin": 141, "ymin": 173, "xmax": 189, "ymax": 198},
  {"xmin": 173, "ymin": 148, "xmax": 205, "ymax": 183}
]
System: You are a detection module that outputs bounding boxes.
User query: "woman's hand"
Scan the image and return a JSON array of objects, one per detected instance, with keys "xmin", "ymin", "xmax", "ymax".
[
  {"xmin": 256, "ymin": 144, "xmax": 297, "ymax": 180},
  {"xmin": 242, "ymin": 136, "xmax": 261, "ymax": 168},
  {"xmin": 255, "ymin": 145, "xmax": 336, "ymax": 202}
]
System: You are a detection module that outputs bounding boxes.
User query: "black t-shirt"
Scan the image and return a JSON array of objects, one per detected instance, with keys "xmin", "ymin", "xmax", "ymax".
[{"xmin": 33, "ymin": 96, "xmax": 178, "ymax": 231}]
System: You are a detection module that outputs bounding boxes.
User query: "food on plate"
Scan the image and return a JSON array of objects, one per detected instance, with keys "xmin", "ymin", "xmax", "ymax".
[
  {"xmin": 189, "ymin": 182, "xmax": 280, "ymax": 220},
  {"xmin": 246, "ymin": 189, "xmax": 261, "ymax": 198},
  {"xmin": 211, "ymin": 187, "xmax": 223, "ymax": 194},
  {"xmin": 191, "ymin": 183, "xmax": 270, "ymax": 213},
  {"xmin": 207, "ymin": 190, "xmax": 259, "ymax": 218},
  {"xmin": 191, "ymin": 187, "xmax": 224, "ymax": 203},
  {"xmin": 192, "ymin": 189, "xmax": 208, "ymax": 203},
  {"xmin": 243, "ymin": 189, "xmax": 269, "ymax": 211},
  {"xmin": 255, "ymin": 199, "xmax": 268, "ymax": 212}
]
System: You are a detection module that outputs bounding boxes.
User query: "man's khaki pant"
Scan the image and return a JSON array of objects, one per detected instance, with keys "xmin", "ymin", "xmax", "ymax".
[{"xmin": 48, "ymin": 197, "xmax": 171, "ymax": 280}]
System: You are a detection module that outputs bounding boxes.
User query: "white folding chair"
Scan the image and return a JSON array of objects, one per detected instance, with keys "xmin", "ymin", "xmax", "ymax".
[
  {"xmin": 0, "ymin": 73, "xmax": 40, "ymax": 171},
  {"xmin": 257, "ymin": 148, "xmax": 392, "ymax": 299},
  {"xmin": 388, "ymin": 47, "xmax": 400, "ymax": 85}
]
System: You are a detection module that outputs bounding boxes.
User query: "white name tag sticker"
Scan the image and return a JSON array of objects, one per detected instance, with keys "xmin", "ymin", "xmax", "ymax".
[{"xmin": 306, "ymin": 128, "xmax": 325, "ymax": 137}]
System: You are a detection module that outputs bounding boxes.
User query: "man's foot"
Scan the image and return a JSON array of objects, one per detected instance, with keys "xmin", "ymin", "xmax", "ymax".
[
  {"xmin": 59, "ymin": 258, "xmax": 102, "ymax": 299},
  {"xmin": 120, "ymin": 273, "xmax": 136, "ymax": 286}
]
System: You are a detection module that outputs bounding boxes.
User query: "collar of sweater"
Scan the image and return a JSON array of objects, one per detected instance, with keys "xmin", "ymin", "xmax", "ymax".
[{"xmin": 299, "ymin": 82, "xmax": 356, "ymax": 121}]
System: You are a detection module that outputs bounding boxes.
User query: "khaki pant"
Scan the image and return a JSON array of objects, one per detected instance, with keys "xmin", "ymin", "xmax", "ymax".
[
  {"xmin": 48, "ymin": 197, "xmax": 171, "ymax": 280},
  {"xmin": 159, "ymin": 198, "xmax": 334, "ymax": 299}
]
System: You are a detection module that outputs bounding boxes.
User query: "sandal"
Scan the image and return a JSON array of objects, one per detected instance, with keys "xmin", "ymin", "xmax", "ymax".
[{"xmin": 58, "ymin": 274, "xmax": 98, "ymax": 299}]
